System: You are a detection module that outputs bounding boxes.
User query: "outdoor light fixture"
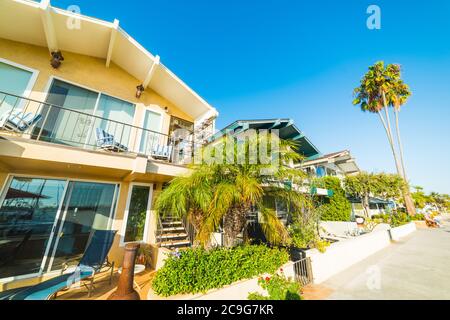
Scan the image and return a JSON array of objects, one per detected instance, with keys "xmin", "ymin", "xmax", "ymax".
[
  {"xmin": 164, "ymin": 106, "xmax": 169, "ymax": 113},
  {"xmin": 50, "ymin": 51, "xmax": 64, "ymax": 69},
  {"xmin": 136, "ymin": 84, "xmax": 145, "ymax": 98}
]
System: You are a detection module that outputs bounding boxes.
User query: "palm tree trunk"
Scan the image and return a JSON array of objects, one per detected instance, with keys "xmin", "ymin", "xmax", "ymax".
[
  {"xmin": 394, "ymin": 108, "xmax": 407, "ymax": 179},
  {"xmin": 381, "ymin": 91, "xmax": 416, "ymax": 216},
  {"xmin": 363, "ymin": 194, "xmax": 370, "ymax": 218},
  {"xmin": 393, "ymin": 108, "xmax": 417, "ymax": 216},
  {"xmin": 377, "ymin": 110, "xmax": 404, "ymax": 177},
  {"xmin": 223, "ymin": 204, "xmax": 250, "ymax": 247}
]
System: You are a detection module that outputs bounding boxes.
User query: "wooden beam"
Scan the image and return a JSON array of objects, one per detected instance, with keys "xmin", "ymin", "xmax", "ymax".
[
  {"xmin": 143, "ymin": 55, "xmax": 160, "ymax": 88},
  {"xmin": 39, "ymin": 0, "xmax": 58, "ymax": 54},
  {"xmin": 106, "ymin": 19, "xmax": 119, "ymax": 67}
]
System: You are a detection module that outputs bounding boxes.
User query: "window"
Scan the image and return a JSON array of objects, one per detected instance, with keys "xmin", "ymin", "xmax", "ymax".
[
  {"xmin": 0, "ymin": 60, "xmax": 37, "ymax": 114},
  {"xmin": 316, "ymin": 166, "xmax": 326, "ymax": 177},
  {"xmin": 139, "ymin": 109, "xmax": 163, "ymax": 154},
  {"xmin": 169, "ymin": 116, "xmax": 194, "ymax": 136},
  {"xmin": 123, "ymin": 184, "xmax": 152, "ymax": 244}
]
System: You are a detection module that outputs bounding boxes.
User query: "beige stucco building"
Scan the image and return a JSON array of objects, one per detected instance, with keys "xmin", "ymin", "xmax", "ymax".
[{"xmin": 0, "ymin": 0, "xmax": 218, "ymax": 291}]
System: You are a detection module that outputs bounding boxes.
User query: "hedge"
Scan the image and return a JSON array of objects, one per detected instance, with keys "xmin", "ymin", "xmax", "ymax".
[{"xmin": 151, "ymin": 245, "xmax": 289, "ymax": 296}]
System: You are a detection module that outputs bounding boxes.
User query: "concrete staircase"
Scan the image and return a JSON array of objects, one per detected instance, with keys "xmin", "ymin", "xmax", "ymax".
[{"xmin": 157, "ymin": 216, "xmax": 191, "ymax": 250}]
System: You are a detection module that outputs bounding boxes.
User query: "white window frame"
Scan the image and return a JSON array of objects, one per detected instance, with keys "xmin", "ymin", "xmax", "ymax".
[{"xmin": 120, "ymin": 182, "xmax": 154, "ymax": 247}]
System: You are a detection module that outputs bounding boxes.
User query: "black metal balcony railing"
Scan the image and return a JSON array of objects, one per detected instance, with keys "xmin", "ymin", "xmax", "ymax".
[{"xmin": 0, "ymin": 91, "xmax": 195, "ymax": 165}]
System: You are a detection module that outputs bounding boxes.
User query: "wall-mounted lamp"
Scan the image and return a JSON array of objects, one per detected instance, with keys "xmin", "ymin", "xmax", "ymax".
[
  {"xmin": 136, "ymin": 84, "xmax": 145, "ymax": 98},
  {"xmin": 164, "ymin": 106, "xmax": 169, "ymax": 113},
  {"xmin": 50, "ymin": 51, "xmax": 64, "ymax": 69}
]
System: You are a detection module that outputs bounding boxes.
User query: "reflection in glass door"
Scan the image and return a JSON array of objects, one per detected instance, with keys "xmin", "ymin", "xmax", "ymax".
[
  {"xmin": 0, "ymin": 177, "xmax": 66, "ymax": 279},
  {"xmin": 45, "ymin": 181, "xmax": 118, "ymax": 272},
  {"xmin": 0, "ymin": 177, "xmax": 118, "ymax": 280}
]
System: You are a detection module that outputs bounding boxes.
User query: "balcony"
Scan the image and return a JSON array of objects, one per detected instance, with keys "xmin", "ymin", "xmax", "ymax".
[{"xmin": 0, "ymin": 91, "xmax": 195, "ymax": 166}]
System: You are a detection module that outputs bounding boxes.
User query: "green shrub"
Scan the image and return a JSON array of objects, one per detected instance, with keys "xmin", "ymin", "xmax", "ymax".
[
  {"xmin": 289, "ymin": 207, "xmax": 329, "ymax": 252},
  {"xmin": 248, "ymin": 272, "xmax": 301, "ymax": 300},
  {"xmin": 390, "ymin": 212, "xmax": 411, "ymax": 227},
  {"xmin": 314, "ymin": 177, "xmax": 352, "ymax": 221},
  {"xmin": 410, "ymin": 214, "xmax": 425, "ymax": 221},
  {"xmin": 151, "ymin": 245, "xmax": 289, "ymax": 296},
  {"xmin": 371, "ymin": 214, "xmax": 390, "ymax": 223}
]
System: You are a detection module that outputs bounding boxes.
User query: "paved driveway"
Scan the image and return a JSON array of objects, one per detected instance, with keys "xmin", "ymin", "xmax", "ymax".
[{"xmin": 320, "ymin": 216, "xmax": 450, "ymax": 300}]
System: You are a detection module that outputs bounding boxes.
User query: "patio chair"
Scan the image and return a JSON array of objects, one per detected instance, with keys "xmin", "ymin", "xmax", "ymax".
[
  {"xmin": 95, "ymin": 128, "xmax": 128, "ymax": 152},
  {"xmin": 0, "ymin": 110, "xmax": 42, "ymax": 132},
  {"xmin": 0, "ymin": 229, "xmax": 117, "ymax": 300},
  {"xmin": 151, "ymin": 144, "xmax": 173, "ymax": 161}
]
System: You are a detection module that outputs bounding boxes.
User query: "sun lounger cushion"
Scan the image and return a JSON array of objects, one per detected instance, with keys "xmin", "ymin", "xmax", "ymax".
[{"xmin": 1, "ymin": 267, "xmax": 94, "ymax": 300}]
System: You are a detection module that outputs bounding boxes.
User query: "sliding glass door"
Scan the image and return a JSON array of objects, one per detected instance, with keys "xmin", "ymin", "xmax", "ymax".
[
  {"xmin": 92, "ymin": 94, "xmax": 135, "ymax": 148},
  {"xmin": 0, "ymin": 176, "xmax": 118, "ymax": 280},
  {"xmin": 0, "ymin": 177, "xmax": 66, "ymax": 279},
  {"xmin": 45, "ymin": 181, "xmax": 118, "ymax": 272},
  {"xmin": 34, "ymin": 79, "xmax": 135, "ymax": 149},
  {"xmin": 36, "ymin": 79, "xmax": 98, "ymax": 146}
]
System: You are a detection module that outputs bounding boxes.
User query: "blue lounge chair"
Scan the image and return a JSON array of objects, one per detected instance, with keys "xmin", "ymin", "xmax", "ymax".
[
  {"xmin": 0, "ymin": 229, "xmax": 117, "ymax": 300},
  {"xmin": 0, "ymin": 110, "xmax": 42, "ymax": 132},
  {"xmin": 95, "ymin": 128, "xmax": 128, "ymax": 152},
  {"xmin": 151, "ymin": 144, "xmax": 173, "ymax": 161}
]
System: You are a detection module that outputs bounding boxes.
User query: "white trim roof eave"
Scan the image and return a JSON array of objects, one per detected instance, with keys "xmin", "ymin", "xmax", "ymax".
[{"xmin": 0, "ymin": 0, "xmax": 218, "ymax": 120}]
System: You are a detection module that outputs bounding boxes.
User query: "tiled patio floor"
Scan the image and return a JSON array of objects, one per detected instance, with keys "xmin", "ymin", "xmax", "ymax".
[{"xmin": 55, "ymin": 269, "xmax": 156, "ymax": 300}]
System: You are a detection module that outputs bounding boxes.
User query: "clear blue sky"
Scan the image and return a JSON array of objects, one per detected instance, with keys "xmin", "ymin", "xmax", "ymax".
[{"xmin": 52, "ymin": 0, "xmax": 450, "ymax": 194}]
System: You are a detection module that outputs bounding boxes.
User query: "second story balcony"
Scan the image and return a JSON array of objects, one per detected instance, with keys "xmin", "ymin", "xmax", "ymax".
[{"xmin": 0, "ymin": 91, "xmax": 197, "ymax": 167}]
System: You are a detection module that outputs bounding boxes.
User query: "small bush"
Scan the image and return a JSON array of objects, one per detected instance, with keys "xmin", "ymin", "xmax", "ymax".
[
  {"xmin": 371, "ymin": 214, "xmax": 390, "ymax": 223},
  {"xmin": 410, "ymin": 214, "xmax": 425, "ymax": 221},
  {"xmin": 390, "ymin": 212, "xmax": 411, "ymax": 227},
  {"xmin": 248, "ymin": 271, "xmax": 301, "ymax": 300},
  {"xmin": 151, "ymin": 245, "xmax": 289, "ymax": 296}
]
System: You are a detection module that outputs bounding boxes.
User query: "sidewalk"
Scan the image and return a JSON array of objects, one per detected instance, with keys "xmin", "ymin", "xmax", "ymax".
[{"xmin": 305, "ymin": 216, "xmax": 450, "ymax": 300}]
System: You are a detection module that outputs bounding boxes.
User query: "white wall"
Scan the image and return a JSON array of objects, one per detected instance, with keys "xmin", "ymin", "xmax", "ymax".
[
  {"xmin": 306, "ymin": 229, "xmax": 391, "ymax": 283},
  {"xmin": 389, "ymin": 222, "xmax": 416, "ymax": 241},
  {"xmin": 306, "ymin": 223, "xmax": 416, "ymax": 284}
]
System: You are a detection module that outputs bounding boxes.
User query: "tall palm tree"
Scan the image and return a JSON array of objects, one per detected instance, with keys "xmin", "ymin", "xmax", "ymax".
[
  {"xmin": 385, "ymin": 65, "xmax": 411, "ymax": 181},
  {"xmin": 155, "ymin": 134, "xmax": 310, "ymax": 247},
  {"xmin": 353, "ymin": 61, "xmax": 416, "ymax": 215}
]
